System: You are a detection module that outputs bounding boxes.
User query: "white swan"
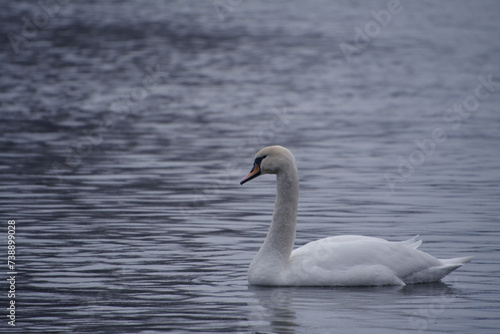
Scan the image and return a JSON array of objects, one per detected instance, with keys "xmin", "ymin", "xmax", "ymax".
[{"xmin": 240, "ymin": 145, "xmax": 472, "ymax": 286}]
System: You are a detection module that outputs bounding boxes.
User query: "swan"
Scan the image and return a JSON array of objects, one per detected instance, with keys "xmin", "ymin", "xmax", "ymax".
[{"xmin": 240, "ymin": 145, "xmax": 472, "ymax": 286}]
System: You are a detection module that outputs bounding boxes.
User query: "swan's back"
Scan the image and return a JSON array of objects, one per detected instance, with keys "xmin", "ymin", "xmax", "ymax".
[{"xmin": 284, "ymin": 236, "xmax": 472, "ymax": 286}]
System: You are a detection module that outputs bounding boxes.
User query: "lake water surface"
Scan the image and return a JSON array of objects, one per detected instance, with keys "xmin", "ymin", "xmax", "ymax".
[{"xmin": 1, "ymin": 0, "xmax": 499, "ymax": 333}]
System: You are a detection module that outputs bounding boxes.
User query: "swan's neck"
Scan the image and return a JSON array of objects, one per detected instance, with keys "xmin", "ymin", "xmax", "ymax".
[{"xmin": 259, "ymin": 164, "xmax": 299, "ymax": 263}]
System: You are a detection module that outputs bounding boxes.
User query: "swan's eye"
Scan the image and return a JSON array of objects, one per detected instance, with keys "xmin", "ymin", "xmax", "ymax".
[{"xmin": 255, "ymin": 155, "xmax": 268, "ymax": 166}]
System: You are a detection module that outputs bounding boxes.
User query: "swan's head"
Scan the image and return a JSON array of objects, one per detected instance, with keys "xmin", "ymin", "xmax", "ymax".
[{"xmin": 240, "ymin": 145, "xmax": 295, "ymax": 185}]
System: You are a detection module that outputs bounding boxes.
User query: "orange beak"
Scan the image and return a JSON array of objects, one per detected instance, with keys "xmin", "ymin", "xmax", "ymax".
[{"xmin": 240, "ymin": 162, "xmax": 261, "ymax": 185}]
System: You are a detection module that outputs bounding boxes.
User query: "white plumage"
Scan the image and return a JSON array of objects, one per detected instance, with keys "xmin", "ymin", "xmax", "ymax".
[{"xmin": 240, "ymin": 145, "xmax": 472, "ymax": 286}]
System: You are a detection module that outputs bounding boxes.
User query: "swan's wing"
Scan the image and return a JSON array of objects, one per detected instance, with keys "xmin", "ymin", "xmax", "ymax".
[
  {"xmin": 292, "ymin": 237, "xmax": 439, "ymax": 271},
  {"xmin": 289, "ymin": 236, "xmax": 447, "ymax": 286},
  {"xmin": 297, "ymin": 234, "xmax": 387, "ymax": 245},
  {"xmin": 297, "ymin": 235, "xmax": 421, "ymax": 246},
  {"xmin": 397, "ymin": 235, "xmax": 422, "ymax": 249}
]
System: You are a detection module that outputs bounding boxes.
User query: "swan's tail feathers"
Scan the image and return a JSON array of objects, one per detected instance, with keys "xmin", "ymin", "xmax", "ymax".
[
  {"xmin": 400, "ymin": 235, "xmax": 422, "ymax": 249},
  {"xmin": 440, "ymin": 256, "xmax": 474, "ymax": 267},
  {"xmin": 404, "ymin": 256, "xmax": 473, "ymax": 284}
]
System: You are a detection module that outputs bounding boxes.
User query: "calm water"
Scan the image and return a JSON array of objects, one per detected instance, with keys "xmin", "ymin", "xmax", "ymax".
[{"xmin": 1, "ymin": 0, "xmax": 499, "ymax": 333}]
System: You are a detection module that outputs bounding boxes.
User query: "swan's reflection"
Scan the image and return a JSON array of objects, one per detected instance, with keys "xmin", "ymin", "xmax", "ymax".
[
  {"xmin": 238, "ymin": 281, "xmax": 460, "ymax": 334},
  {"xmin": 240, "ymin": 286, "xmax": 299, "ymax": 334}
]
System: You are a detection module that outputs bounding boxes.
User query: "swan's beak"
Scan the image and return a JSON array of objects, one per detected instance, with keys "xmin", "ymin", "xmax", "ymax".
[{"xmin": 240, "ymin": 162, "xmax": 261, "ymax": 185}]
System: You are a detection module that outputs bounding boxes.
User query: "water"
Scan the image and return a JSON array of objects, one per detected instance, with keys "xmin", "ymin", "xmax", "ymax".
[{"xmin": 1, "ymin": 0, "xmax": 499, "ymax": 333}]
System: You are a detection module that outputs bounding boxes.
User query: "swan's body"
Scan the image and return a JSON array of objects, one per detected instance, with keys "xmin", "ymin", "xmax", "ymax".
[{"xmin": 240, "ymin": 145, "xmax": 472, "ymax": 286}]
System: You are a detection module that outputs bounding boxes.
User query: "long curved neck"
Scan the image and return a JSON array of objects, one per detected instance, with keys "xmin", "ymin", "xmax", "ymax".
[{"xmin": 260, "ymin": 162, "xmax": 299, "ymax": 262}]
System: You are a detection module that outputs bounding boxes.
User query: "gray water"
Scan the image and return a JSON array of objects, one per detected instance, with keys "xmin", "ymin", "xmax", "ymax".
[{"xmin": 1, "ymin": 0, "xmax": 499, "ymax": 333}]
